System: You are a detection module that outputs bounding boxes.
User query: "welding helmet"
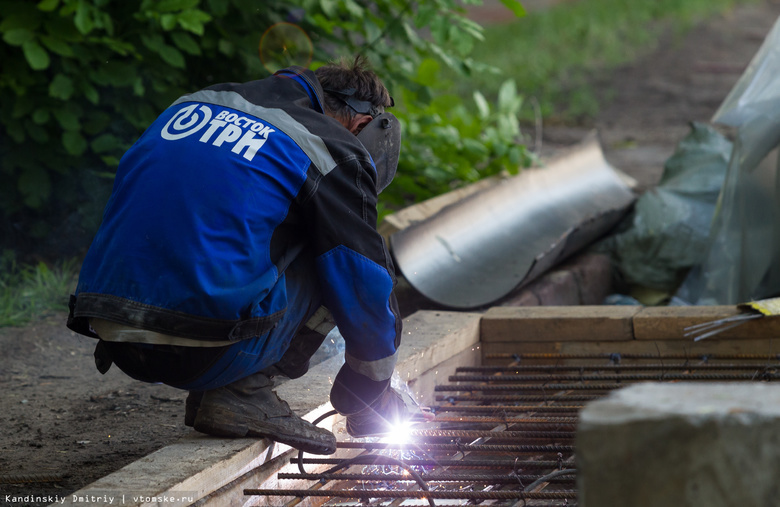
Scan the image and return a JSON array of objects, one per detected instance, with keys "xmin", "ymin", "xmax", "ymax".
[
  {"xmin": 324, "ymin": 87, "xmax": 401, "ymax": 193},
  {"xmin": 357, "ymin": 112, "xmax": 401, "ymax": 194}
]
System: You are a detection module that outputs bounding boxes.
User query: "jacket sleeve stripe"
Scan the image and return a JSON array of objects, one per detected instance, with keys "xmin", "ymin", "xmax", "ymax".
[
  {"xmin": 345, "ymin": 350, "xmax": 398, "ymax": 382},
  {"xmin": 173, "ymin": 90, "xmax": 338, "ymax": 175}
]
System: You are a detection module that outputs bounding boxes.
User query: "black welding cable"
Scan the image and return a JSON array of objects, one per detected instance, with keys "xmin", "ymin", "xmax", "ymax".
[
  {"xmin": 511, "ymin": 468, "xmax": 577, "ymax": 506},
  {"xmin": 294, "ymin": 409, "xmax": 436, "ymax": 507},
  {"xmin": 297, "ymin": 409, "xmax": 339, "ymax": 474}
]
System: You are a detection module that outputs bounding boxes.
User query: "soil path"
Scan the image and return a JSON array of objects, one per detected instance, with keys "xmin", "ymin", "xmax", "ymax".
[{"xmin": 3, "ymin": 1, "xmax": 780, "ymax": 504}]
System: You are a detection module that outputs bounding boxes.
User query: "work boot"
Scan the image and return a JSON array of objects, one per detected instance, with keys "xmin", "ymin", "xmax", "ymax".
[
  {"xmin": 184, "ymin": 391, "xmax": 203, "ymax": 427},
  {"xmin": 193, "ymin": 372, "xmax": 337, "ymax": 455}
]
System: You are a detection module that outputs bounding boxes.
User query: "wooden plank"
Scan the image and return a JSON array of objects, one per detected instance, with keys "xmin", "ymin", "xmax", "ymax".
[
  {"xmin": 481, "ymin": 306, "xmax": 640, "ymax": 343},
  {"xmin": 634, "ymin": 305, "xmax": 780, "ymax": 340},
  {"xmin": 482, "ymin": 338, "xmax": 780, "ymax": 360}
]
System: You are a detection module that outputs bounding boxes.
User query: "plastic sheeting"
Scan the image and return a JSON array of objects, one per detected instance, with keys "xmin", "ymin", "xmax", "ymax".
[
  {"xmin": 601, "ymin": 123, "xmax": 732, "ymax": 292},
  {"xmin": 676, "ymin": 16, "xmax": 780, "ymax": 305}
]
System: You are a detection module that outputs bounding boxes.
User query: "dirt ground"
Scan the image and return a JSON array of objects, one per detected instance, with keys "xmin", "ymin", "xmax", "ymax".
[{"xmin": 3, "ymin": 1, "xmax": 780, "ymax": 505}]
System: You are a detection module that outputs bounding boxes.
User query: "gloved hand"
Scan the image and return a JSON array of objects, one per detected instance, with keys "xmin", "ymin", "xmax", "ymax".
[{"xmin": 345, "ymin": 387, "xmax": 433, "ymax": 438}]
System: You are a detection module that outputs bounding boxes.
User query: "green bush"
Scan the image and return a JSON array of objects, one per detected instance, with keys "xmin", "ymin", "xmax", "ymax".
[{"xmin": 0, "ymin": 0, "xmax": 530, "ymax": 256}]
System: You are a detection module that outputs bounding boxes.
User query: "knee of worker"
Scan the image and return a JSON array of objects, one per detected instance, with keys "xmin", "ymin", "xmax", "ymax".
[{"xmin": 97, "ymin": 340, "xmax": 225, "ymax": 387}]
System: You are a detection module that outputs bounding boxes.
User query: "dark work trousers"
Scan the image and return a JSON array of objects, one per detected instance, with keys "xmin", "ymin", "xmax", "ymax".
[{"xmin": 99, "ymin": 250, "xmax": 327, "ymax": 392}]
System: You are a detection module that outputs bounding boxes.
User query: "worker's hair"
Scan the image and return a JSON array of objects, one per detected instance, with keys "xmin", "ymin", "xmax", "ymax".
[{"xmin": 315, "ymin": 55, "xmax": 393, "ymax": 121}]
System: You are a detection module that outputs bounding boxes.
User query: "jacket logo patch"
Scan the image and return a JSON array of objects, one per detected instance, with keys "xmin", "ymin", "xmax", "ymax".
[{"xmin": 161, "ymin": 104, "xmax": 275, "ymax": 162}]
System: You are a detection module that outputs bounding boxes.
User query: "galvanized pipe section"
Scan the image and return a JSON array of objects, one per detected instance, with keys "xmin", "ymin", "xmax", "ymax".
[{"xmin": 390, "ymin": 139, "xmax": 636, "ymax": 309}]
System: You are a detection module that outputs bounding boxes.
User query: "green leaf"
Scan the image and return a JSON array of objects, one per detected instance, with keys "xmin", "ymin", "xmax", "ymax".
[
  {"xmin": 32, "ymin": 108, "xmax": 51, "ymax": 124},
  {"xmin": 157, "ymin": 45, "xmax": 185, "ymax": 68},
  {"xmin": 22, "ymin": 39, "xmax": 50, "ymax": 70},
  {"xmin": 74, "ymin": 1, "xmax": 95, "ymax": 35},
  {"xmin": 62, "ymin": 130, "xmax": 87, "ymax": 156},
  {"xmin": 26, "ymin": 122, "xmax": 49, "ymax": 144},
  {"xmin": 18, "ymin": 165, "xmax": 52, "ymax": 209},
  {"xmin": 141, "ymin": 33, "xmax": 165, "ymax": 51},
  {"xmin": 176, "ymin": 9, "xmax": 211, "ymax": 35},
  {"xmin": 0, "ymin": 8, "xmax": 42, "ymax": 33},
  {"xmin": 133, "ymin": 77, "xmax": 145, "ymax": 96},
  {"xmin": 218, "ymin": 38, "xmax": 234, "ymax": 56},
  {"xmin": 160, "ymin": 13, "xmax": 177, "ymax": 30},
  {"xmin": 49, "ymin": 74, "xmax": 75, "ymax": 100},
  {"xmin": 499, "ymin": 0, "xmax": 527, "ymax": 17},
  {"xmin": 416, "ymin": 58, "xmax": 440, "ymax": 86},
  {"xmin": 40, "ymin": 35, "xmax": 75, "ymax": 57},
  {"xmin": 170, "ymin": 31, "xmax": 201, "ymax": 54},
  {"xmin": 497, "ymin": 79, "xmax": 518, "ymax": 111},
  {"xmin": 90, "ymin": 133, "xmax": 119, "ymax": 153},
  {"xmin": 37, "ymin": 0, "xmax": 60, "ymax": 12},
  {"xmin": 53, "ymin": 108, "xmax": 80, "ymax": 131},
  {"xmin": 3, "ymin": 28, "xmax": 35, "ymax": 46},
  {"xmin": 319, "ymin": 0, "xmax": 337, "ymax": 18},
  {"xmin": 82, "ymin": 82, "xmax": 99, "ymax": 104},
  {"xmin": 473, "ymin": 91, "xmax": 490, "ymax": 120},
  {"xmin": 83, "ymin": 111, "xmax": 111, "ymax": 135},
  {"xmin": 156, "ymin": 0, "xmax": 200, "ymax": 12}
]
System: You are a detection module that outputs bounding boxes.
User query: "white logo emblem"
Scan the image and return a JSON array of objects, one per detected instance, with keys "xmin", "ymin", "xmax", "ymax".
[
  {"xmin": 161, "ymin": 104, "xmax": 213, "ymax": 140},
  {"xmin": 159, "ymin": 104, "xmax": 275, "ymax": 162}
]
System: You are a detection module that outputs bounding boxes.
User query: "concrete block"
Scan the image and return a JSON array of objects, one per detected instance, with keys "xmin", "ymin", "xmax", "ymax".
[
  {"xmin": 481, "ymin": 306, "xmax": 639, "ymax": 342},
  {"xmin": 578, "ymin": 383, "xmax": 780, "ymax": 507}
]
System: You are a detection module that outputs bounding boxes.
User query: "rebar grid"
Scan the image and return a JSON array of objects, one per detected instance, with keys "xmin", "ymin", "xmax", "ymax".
[{"xmin": 250, "ymin": 349, "xmax": 773, "ymax": 505}]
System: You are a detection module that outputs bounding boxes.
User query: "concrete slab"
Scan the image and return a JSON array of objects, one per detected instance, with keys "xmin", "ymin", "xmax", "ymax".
[{"xmin": 578, "ymin": 382, "xmax": 780, "ymax": 507}]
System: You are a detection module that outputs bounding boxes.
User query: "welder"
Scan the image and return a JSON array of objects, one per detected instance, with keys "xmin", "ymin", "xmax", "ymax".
[{"xmin": 67, "ymin": 56, "xmax": 418, "ymax": 455}]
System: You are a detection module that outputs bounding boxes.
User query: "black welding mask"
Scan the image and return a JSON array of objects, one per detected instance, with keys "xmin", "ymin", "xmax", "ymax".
[{"xmin": 357, "ymin": 112, "xmax": 401, "ymax": 194}]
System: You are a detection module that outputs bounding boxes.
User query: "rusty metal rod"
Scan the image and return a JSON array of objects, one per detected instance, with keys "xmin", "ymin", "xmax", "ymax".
[
  {"xmin": 291, "ymin": 458, "xmax": 571, "ymax": 469},
  {"xmin": 408, "ymin": 429, "xmax": 575, "ymax": 439},
  {"xmin": 277, "ymin": 472, "xmax": 576, "ymax": 483},
  {"xmin": 449, "ymin": 373, "xmax": 778, "ymax": 382},
  {"xmin": 0, "ymin": 473, "xmax": 64, "ymax": 484},
  {"xmin": 245, "ymin": 488, "xmax": 577, "ymax": 500},
  {"xmin": 436, "ymin": 383, "xmax": 624, "ymax": 392},
  {"xmin": 436, "ymin": 394, "xmax": 601, "ymax": 403},
  {"xmin": 485, "ymin": 353, "xmax": 780, "ymax": 360},
  {"xmin": 433, "ymin": 405, "xmax": 583, "ymax": 413},
  {"xmin": 433, "ymin": 415, "xmax": 578, "ymax": 426},
  {"xmin": 336, "ymin": 442, "xmax": 574, "ymax": 453},
  {"xmin": 457, "ymin": 363, "xmax": 780, "ymax": 372}
]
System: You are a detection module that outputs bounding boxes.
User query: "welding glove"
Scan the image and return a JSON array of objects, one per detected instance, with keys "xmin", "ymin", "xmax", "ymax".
[{"xmin": 345, "ymin": 387, "xmax": 432, "ymax": 438}]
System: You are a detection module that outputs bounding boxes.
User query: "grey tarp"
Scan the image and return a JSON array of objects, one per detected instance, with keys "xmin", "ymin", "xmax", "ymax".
[
  {"xmin": 676, "ymin": 16, "xmax": 780, "ymax": 305},
  {"xmin": 601, "ymin": 123, "xmax": 732, "ymax": 292}
]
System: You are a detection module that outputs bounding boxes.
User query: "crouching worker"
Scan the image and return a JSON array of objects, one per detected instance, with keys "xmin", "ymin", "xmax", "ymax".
[{"xmin": 67, "ymin": 56, "xmax": 420, "ymax": 455}]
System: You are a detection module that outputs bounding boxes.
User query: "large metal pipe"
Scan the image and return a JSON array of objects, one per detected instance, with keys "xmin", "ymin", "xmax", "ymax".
[{"xmin": 390, "ymin": 138, "xmax": 636, "ymax": 309}]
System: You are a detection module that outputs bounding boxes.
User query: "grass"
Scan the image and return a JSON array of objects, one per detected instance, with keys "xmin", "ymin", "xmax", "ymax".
[
  {"xmin": 0, "ymin": 251, "xmax": 78, "ymax": 327},
  {"xmin": 459, "ymin": 0, "xmax": 762, "ymax": 122}
]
